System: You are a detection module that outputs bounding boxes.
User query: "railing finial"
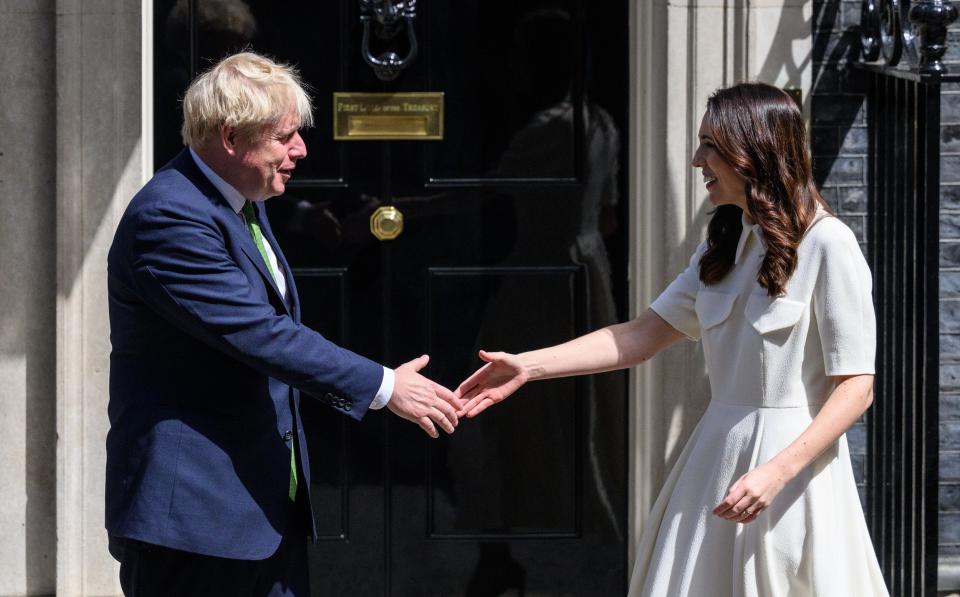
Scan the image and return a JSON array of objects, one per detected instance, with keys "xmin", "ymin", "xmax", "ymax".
[
  {"xmin": 910, "ymin": 0, "xmax": 959, "ymax": 74},
  {"xmin": 860, "ymin": 0, "xmax": 882, "ymax": 62}
]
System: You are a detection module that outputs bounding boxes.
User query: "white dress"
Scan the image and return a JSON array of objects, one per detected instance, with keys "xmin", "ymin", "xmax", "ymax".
[{"xmin": 628, "ymin": 213, "xmax": 888, "ymax": 597}]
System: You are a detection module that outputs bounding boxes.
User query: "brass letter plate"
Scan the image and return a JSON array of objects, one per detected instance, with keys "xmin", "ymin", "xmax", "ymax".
[{"xmin": 333, "ymin": 92, "xmax": 444, "ymax": 141}]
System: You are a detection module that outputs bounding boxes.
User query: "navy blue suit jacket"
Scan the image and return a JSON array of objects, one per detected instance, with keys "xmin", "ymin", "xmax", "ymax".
[{"xmin": 106, "ymin": 149, "xmax": 383, "ymax": 559}]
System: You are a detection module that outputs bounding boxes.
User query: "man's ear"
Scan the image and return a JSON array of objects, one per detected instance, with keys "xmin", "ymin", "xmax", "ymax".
[{"xmin": 219, "ymin": 126, "xmax": 240, "ymax": 156}]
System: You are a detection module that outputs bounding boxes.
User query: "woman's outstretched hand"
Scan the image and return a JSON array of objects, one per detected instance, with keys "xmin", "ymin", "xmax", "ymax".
[
  {"xmin": 455, "ymin": 350, "xmax": 529, "ymax": 418},
  {"xmin": 712, "ymin": 461, "xmax": 790, "ymax": 524}
]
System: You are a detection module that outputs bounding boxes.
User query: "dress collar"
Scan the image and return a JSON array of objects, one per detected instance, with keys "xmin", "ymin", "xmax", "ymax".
[
  {"xmin": 734, "ymin": 211, "xmax": 764, "ymax": 265},
  {"xmin": 733, "ymin": 206, "xmax": 831, "ymax": 265}
]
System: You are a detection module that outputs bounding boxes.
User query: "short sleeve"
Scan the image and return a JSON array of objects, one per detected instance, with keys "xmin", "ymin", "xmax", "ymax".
[
  {"xmin": 650, "ymin": 243, "xmax": 706, "ymax": 340},
  {"xmin": 812, "ymin": 222, "xmax": 876, "ymax": 376}
]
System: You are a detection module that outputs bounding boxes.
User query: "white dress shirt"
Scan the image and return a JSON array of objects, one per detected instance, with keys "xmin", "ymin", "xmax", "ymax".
[{"xmin": 189, "ymin": 147, "xmax": 394, "ymax": 409}]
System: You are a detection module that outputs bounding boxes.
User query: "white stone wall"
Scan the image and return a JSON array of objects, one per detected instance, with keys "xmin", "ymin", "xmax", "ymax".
[
  {"xmin": 0, "ymin": 1, "xmax": 58, "ymax": 595},
  {"xmin": 628, "ymin": 0, "xmax": 811, "ymax": 564},
  {"xmin": 0, "ymin": 0, "xmax": 147, "ymax": 595},
  {"xmin": 56, "ymin": 0, "xmax": 149, "ymax": 595}
]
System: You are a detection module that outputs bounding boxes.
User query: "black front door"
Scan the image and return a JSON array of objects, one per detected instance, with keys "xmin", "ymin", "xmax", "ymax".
[{"xmin": 155, "ymin": 1, "xmax": 629, "ymax": 594}]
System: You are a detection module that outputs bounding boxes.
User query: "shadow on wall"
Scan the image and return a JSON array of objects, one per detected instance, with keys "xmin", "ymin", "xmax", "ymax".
[
  {"xmin": 0, "ymin": 1, "xmax": 59, "ymax": 594},
  {"xmin": 755, "ymin": 2, "xmax": 812, "ymax": 99},
  {"xmin": 659, "ymin": 193, "xmax": 712, "ymax": 474},
  {"xmin": 50, "ymin": 4, "xmax": 148, "ymax": 593},
  {"xmin": 810, "ymin": 0, "xmax": 868, "ymax": 194},
  {"xmin": 657, "ymin": 0, "xmax": 840, "ymax": 472}
]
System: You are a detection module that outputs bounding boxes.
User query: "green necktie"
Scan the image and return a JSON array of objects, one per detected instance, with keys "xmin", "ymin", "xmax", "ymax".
[{"xmin": 242, "ymin": 201, "xmax": 298, "ymax": 501}]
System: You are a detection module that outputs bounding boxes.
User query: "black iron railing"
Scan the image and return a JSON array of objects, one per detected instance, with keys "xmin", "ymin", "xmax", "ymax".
[{"xmin": 857, "ymin": 1, "xmax": 958, "ymax": 595}]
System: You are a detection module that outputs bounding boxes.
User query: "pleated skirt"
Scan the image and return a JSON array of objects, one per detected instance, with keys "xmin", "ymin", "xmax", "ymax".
[{"xmin": 628, "ymin": 401, "xmax": 888, "ymax": 597}]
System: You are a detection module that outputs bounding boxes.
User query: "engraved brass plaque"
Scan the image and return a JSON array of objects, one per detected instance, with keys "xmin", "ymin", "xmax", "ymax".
[{"xmin": 334, "ymin": 92, "xmax": 444, "ymax": 140}]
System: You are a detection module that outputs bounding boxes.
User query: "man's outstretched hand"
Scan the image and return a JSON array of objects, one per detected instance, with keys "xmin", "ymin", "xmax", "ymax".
[
  {"xmin": 455, "ymin": 350, "xmax": 529, "ymax": 418},
  {"xmin": 388, "ymin": 355, "xmax": 463, "ymax": 438}
]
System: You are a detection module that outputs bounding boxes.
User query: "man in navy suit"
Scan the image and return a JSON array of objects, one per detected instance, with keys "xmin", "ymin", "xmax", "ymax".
[{"xmin": 106, "ymin": 52, "xmax": 461, "ymax": 596}]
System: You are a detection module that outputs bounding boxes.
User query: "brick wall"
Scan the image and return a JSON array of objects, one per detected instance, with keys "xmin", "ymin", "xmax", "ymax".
[
  {"xmin": 812, "ymin": 0, "xmax": 960, "ymax": 591},
  {"xmin": 811, "ymin": 0, "xmax": 870, "ymax": 503},
  {"xmin": 940, "ymin": 67, "xmax": 960, "ymax": 594}
]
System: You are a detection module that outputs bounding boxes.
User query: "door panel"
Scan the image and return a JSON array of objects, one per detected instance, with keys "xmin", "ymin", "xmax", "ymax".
[
  {"xmin": 296, "ymin": 271, "xmax": 351, "ymax": 540},
  {"xmin": 423, "ymin": 1, "xmax": 580, "ymax": 181},
  {"xmin": 425, "ymin": 268, "xmax": 582, "ymax": 539},
  {"xmin": 154, "ymin": 0, "xmax": 628, "ymax": 594}
]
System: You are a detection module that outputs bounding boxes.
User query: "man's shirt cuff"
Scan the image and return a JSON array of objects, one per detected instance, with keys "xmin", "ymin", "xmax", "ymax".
[{"xmin": 369, "ymin": 367, "xmax": 395, "ymax": 410}]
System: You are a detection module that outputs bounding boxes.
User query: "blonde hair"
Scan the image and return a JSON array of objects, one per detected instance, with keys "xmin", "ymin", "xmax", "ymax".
[{"xmin": 181, "ymin": 52, "xmax": 313, "ymax": 146}]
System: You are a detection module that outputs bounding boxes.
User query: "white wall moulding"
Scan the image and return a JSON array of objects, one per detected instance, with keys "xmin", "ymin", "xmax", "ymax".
[
  {"xmin": 628, "ymin": 0, "xmax": 811, "ymax": 563},
  {"xmin": 56, "ymin": 0, "xmax": 151, "ymax": 594}
]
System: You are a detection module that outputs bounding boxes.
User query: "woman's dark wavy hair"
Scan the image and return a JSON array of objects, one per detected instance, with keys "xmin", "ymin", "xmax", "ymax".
[{"xmin": 698, "ymin": 82, "xmax": 830, "ymax": 296}]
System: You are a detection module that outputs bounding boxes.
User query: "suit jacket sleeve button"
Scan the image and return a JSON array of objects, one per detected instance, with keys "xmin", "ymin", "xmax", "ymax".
[{"xmin": 284, "ymin": 430, "xmax": 293, "ymax": 441}]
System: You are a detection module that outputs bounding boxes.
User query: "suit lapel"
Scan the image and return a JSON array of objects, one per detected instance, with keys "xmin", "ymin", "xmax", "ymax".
[
  {"xmin": 171, "ymin": 150, "xmax": 291, "ymax": 315},
  {"xmin": 225, "ymin": 208, "xmax": 291, "ymax": 315},
  {"xmin": 255, "ymin": 201, "xmax": 301, "ymax": 322}
]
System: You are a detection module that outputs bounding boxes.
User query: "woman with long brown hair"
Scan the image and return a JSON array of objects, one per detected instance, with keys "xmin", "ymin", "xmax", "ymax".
[{"xmin": 455, "ymin": 82, "xmax": 888, "ymax": 595}]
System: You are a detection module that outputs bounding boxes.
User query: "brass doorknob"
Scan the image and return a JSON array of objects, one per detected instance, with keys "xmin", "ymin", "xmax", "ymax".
[{"xmin": 370, "ymin": 205, "xmax": 403, "ymax": 241}]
